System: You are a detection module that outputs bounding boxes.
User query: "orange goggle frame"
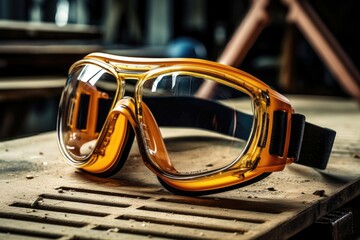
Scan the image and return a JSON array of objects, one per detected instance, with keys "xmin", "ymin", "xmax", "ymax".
[{"xmin": 57, "ymin": 52, "xmax": 336, "ymax": 195}]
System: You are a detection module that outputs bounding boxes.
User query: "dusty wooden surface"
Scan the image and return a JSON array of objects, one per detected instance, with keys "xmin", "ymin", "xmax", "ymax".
[{"xmin": 0, "ymin": 96, "xmax": 359, "ymax": 239}]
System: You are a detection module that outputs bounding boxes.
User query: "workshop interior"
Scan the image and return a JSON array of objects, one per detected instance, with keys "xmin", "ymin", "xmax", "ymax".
[
  {"xmin": 1, "ymin": 0, "xmax": 359, "ymax": 140},
  {"xmin": 1, "ymin": 0, "xmax": 360, "ymax": 239}
]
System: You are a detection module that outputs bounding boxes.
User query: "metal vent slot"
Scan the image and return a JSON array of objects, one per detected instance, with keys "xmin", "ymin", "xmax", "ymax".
[
  {"xmin": 138, "ymin": 206, "xmax": 265, "ymax": 223},
  {"xmin": 117, "ymin": 214, "xmax": 248, "ymax": 234},
  {"xmin": 10, "ymin": 202, "xmax": 109, "ymax": 217},
  {"xmin": 0, "ymin": 212, "xmax": 87, "ymax": 228},
  {"xmin": 56, "ymin": 186, "xmax": 152, "ymax": 199},
  {"xmin": 39, "ymin": 193, "xmax": 131, "ymax": 208},
  {"xmin": 92, "ymin": 224, "xmax": 219, "ymax": 240},
  {"xmin": 0, "ymin": 225, "xmax": 63, "ymax": 239},
  {"xmin": 157, "ymin": 197, "xmax": 283, "ymax": 214},
  {"xmin": 0, "ymin": 212, "xmax": 85, "ymax": 239}
]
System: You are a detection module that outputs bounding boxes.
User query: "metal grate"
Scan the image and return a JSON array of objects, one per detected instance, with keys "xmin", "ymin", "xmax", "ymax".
[{"xmin": 0, "ymin": 186, "xmax": 282, "ymax": 240}]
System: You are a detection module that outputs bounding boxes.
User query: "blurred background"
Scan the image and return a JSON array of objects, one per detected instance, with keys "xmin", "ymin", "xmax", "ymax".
[{"xmin": 0, "ymin": 0, "xmax": 359, "ymax": 140}]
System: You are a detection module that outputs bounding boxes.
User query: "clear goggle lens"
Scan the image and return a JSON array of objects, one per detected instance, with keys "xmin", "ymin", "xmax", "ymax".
[
  {"xmin": 140, "ymin": 73, "xmax": 253, "ymax": 175},
  {"xmin": 59, "ymin": 64, "xmax": 118, "ymax": 159}
]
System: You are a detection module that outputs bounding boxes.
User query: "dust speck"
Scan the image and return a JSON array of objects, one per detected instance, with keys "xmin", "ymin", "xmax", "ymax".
[
  {"xmin": 313, "ymin": 190, "xmax": 326, "ymax": 197},
  {"xmin": 106, "ymin": 228, "xmax": 119, "ymax": 233},
  {"xmin": 26, "ymin": 175, "xmax": 34, "ymax": 179}
]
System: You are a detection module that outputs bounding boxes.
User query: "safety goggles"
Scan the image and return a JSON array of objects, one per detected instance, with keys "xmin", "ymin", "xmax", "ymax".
[{"xmin": 57, "ymin": 52, "xmax": 336, "ymax": 195}]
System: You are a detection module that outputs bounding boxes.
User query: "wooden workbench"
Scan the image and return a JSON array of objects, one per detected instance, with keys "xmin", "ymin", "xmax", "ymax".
[{"xmin": 0, "ymin": 96, "xmax": 359, "ymax": 239}]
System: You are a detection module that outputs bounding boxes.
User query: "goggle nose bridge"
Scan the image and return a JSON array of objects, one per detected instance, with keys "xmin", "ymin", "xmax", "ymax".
[{"xmin": 108, "ymin": 97, "xmax": 177, "ymax": 174}]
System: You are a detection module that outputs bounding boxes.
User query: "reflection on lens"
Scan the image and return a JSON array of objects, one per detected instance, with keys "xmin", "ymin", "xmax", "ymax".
[
  {"xmin": 141, "ymin": 73, "xmax": 253, "ymax": 175},
  {"xmin": 60, "ymin": 64, "xmax": 118, "ymax": 159}
]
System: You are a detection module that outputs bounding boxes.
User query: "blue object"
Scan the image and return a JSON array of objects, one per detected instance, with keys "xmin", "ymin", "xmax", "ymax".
[{"xmin": 167, "ymin": 37, "xmax": 207, "ymax": 58}]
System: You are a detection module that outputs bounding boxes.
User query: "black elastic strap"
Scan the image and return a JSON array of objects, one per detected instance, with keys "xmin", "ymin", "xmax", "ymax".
[
  {"xmin": 269, "ymin": 110, "xmax": 336, "ymax": 169},
  {"xmin": 77, "ymin": 94, "xmax": 90, "ymax": 130},
  {"xmin": 144, "ymin": 96, "xmax": 253, "ymax": 141},
  {"xmin": 295, "ymin": 121, "xmax": 336, "ymax": 169},
  {"xmin": 269, "ymin": 111, "xmax": 288, "ymax": 156},
  {"xmin": 288, "ymin": 114, "xmax": 306, "ymax": 160}
]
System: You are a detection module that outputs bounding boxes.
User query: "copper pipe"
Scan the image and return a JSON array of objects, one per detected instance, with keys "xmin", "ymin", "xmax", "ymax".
[
  {"xmin": 282, "ymin": 0, "xmax": 360, "ymax": 100},
  {"xmin": 196, "ymin": 0, "xmax": 270, "ymax": 98}
]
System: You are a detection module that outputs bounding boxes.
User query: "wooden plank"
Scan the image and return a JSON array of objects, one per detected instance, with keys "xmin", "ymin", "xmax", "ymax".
[
  {"xmin": 0, "ymin": 77, "xmax": 65, "ymax": 90},
  {"xmin": 0, "ymin": 20, "xmax": 102, "ymax": 40},
  {"xmin": 0, "ymin": 44, "xmax": 103, "ymax": 54},
  {"xmin": 0, "ymin": 96, "xmax": 359, "ymax": 239}
]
